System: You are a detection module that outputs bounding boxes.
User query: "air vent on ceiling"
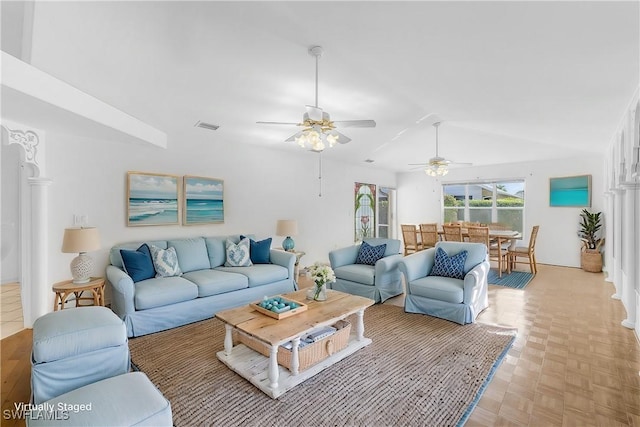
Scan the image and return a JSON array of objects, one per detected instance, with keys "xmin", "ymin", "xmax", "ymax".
[{"xmin": 194, "ymin": 121, "xmax": 219, "ymax": 131}]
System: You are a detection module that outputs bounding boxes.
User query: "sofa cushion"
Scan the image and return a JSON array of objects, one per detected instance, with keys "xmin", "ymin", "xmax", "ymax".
[
  {"xmin": 409, "ymin": 276, "xmax": 464, "ymax": 303},
  {"xmin": 429, "ymin": 247, "xmax": 468, "ymax": 279},
  {"xmin": 120, "ymin": 244, "xmax": 156, "ymax": 282},
  {"xmin": 182, "ymin": 269, "xmax": 249, "ymax": 297},
  {"xmin": 168, "ymin": 237, "xmax": 211, "ymax": 273},
  {"xmin": 224, "ymin": 238, "xmax": 252, "ymax": 267},
  {"xmin": 215, "ymin": 264, "xmax": 288, "ymax": 287},
  {"xmin": 333, "ymin": 264, "xmax": 375, "ymax": 286},
  {"xmin": 205, "ymin": 236, "xmax": 227, "ymax": 268},
  {"xmin": 241, "ymin": 235, "xmax": 272, "ymax": 264},
  {"xmin": 355, "ymin": 241, "xmax": 387, "ymax": 266},
  {"xmin": 149, "ymin": 245, "xmax": 182, "ymax": 277},
  {"xmin": 134, "ymin": 277, "xmax": 197, "ymax": 310}
]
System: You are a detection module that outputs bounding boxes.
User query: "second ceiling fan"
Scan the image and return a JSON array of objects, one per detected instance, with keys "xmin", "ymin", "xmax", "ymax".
[
  {"xmin": 257, "ymin": 46, "xmax": 376, "ymax": 152},
  {"xmin": 409, "ymin": 121, "xmax": 472, "ymax": 176}
]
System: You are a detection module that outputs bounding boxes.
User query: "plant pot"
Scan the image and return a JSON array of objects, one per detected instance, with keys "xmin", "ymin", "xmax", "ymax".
[{"xmin": 581, "ymin": 249, "xmax": 602, "ymax": 273}]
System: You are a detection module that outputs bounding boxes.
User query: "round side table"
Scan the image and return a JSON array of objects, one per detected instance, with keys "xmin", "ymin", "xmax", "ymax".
[{"xmin": 52, "ymin": 277, "xmax": 106, "ymax": 311}]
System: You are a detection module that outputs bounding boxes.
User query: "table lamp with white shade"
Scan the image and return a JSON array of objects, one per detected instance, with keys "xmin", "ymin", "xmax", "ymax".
[
  {"xmin": 276, "ymin": 220, "xmax": 298, "ymax": 251},
  {"xmin": 61, "ymin": 227, "xmax": 101, "ymax": 284}
]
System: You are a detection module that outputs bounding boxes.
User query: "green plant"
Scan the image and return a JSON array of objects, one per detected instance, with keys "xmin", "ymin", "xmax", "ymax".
[{"xmin": 578, "ymin": 209, "xmax": 604, "ymax": 250}]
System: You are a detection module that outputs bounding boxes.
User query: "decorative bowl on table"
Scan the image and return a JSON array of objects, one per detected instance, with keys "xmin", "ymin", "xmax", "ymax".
[{"xmin": 251, "ymin": 295, "xmax": 308, "ymax": 319}]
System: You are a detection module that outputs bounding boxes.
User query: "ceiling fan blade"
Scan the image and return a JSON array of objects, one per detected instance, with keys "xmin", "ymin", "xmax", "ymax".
[
  {"xmin": 408, "ymin": 163, "xmax": 429, "ymax": 166},
  {"xmin": 331, "ymin": 130, "xmax": 352, "ymax": 144},
  {"xmin": 305, "ymin": 105, "xmax": 323, "ymax": 121},
  {"xmin": 332, "ymin": 120, "xmax": 377, "ymax": 128},
  {"xmin": 256, "ymin": 121, "xmax": 300, "ymax": 126},
  {"xmin": 284, "ymin": 131, "xmax": 304, "ymax": 142},
  {"xmin": 449, "ymin": 161, "xmax": 473, "ymax": 166}
]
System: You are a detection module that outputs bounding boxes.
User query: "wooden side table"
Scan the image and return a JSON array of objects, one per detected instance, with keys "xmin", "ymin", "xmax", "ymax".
[
  {"xmin": 275, "ymin": 248, "xmax": 305, "ymax": 281},
  {"xmin": 52, "ymin": 277, "xmax": 106, "ymax": 311}
]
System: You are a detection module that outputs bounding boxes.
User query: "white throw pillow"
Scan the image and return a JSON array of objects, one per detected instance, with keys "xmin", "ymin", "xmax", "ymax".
[
  {"xmin": 149, "ymin": 245, "xmax": 183, "ymax": 277},
  {"xmin": 224, "ymin": 238, "xmax": 252, "ymax": 267}
]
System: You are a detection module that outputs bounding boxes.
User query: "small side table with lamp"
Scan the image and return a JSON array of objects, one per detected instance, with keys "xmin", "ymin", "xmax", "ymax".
[{"xmin": 57, "ymin": 226, "xmax": 102, "ymax": 309}]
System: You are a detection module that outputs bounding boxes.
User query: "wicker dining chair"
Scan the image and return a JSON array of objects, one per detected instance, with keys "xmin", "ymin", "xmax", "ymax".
[
  {"xmin": 401, "ymin": 224, "xmax": 423, "ymax": 255},
  {"xmin": 467, "ymin": 226, "xmax": 509, "ymax": 277},
  {"xmin": 419, "ymin": 223, "xmax": 439, "ymax": 249},
  {"xmin": 442, "ymin": 224, "xmax": 464, "ymax": 242},
  {"xmin": 508, "ymin": 225, "xmax": 540, "ymax": 274}
]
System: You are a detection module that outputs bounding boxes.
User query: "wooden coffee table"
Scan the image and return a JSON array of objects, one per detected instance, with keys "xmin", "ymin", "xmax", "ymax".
[{"xmin": 215, "ymin": 289, "xmax": 374, "ymax": 398}]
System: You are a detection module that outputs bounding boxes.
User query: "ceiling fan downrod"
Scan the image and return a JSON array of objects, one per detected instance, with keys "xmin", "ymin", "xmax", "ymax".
[
  {"xmin": 434, "ymin": 121, "xmax": 441, "ymax": 157},
  {"xmin": 309, "ymin": 46, "xmax": 324, "ymax": 109}
]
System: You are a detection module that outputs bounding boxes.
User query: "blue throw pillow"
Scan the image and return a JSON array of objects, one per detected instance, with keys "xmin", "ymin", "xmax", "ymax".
[
  {"xmin": 355, "ymin": 241, "xmax": 387, "ymax": 266},
  {"xmin": 429, "ymin": 247, "xmax": 468, "ymax": 279},
  {"xmin": 240, "ymin": 235, "xmax": 272, "ymax": 264},
  {"xmin": 120, "ymin": 244, "xmax": 155, "ymax": 282}
]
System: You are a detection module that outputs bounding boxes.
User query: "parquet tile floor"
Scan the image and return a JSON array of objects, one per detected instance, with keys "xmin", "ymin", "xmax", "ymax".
[{"xmin": 1, "ymin": 265, "xmax": 638, "ymax": 426}]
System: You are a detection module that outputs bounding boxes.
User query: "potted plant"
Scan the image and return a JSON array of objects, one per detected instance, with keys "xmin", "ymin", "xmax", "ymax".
[{"xmin": 578, "ymin": 209, "xmax": 604, "ymax": 272}]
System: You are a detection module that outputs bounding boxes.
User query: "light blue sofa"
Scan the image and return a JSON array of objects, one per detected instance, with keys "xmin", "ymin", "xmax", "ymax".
[
  {"xmin": 328, "ymin": 238, "xmax": 403, "ymax": 303},
  {"xmin": 107, "ymin": 235, "xmax": 296, "ymax": 337},
  {"xmin": 399, "ymin": 241, "xmax": 489, "ymax": 325}
]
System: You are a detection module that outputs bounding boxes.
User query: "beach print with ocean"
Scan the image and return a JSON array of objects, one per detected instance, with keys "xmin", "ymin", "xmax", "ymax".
[
  {"xmin": 184, "ymin": 176, "xmax": 224, "ymax": 224},
  {"xmin": 128, "ymin": 173, "xmax": 179, "ymax": 225}
]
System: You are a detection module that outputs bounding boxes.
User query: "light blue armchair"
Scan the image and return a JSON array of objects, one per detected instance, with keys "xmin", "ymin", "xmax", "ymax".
[
  {"xmin": 399, "ymin": 241, "xmax": 489, "ymax": 324},
  {"xmin": 328, "ymin": 238, "xmax": 403, "ymax": 303}
]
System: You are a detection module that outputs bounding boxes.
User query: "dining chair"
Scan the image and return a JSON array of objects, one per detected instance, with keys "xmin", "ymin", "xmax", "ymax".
[
  {"xmin": 467, "ymin": 226, "xmax": 509, "ymax": 277},
  {"xmin": 487, "ymin": 223, "xmax": 514, "ymax": 250},
  {"xmin": 419, "ymin": 223, "xmax": 439, "ymax": 249},
  {"xmin": 442, "ymin": 224, "xmax": 464, "ymax": 242},
  {"xmin": 401, "ymin": 224, "xmax": 423, "ymax": 255},
  {"xmin": 508, "ymin": 225, "xmax": 540, "ymax": 274}
]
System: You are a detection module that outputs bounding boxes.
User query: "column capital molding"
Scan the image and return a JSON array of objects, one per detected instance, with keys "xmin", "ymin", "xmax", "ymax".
[
  {"xmin": 1, "ymin": 123, "xmax": 45, "ymax": 177},
  {"xmin": 27, "ymin": 177, "xmax": 53, "ymax": 187},
  {"xmin": 619, "ymin": 181, "xmax": 640, "ymax": 190}
]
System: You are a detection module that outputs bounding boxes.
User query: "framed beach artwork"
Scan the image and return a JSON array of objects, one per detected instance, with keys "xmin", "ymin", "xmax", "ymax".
[
  {"xmin": 127, "ymin": 172, "xmax": 180, "ymax": 226},
  {"xmin": 183, "ymin": 175, "xmax": 224, "ymax": 225},
  {"xmin": 549, "ymin": 174, "xmax": 592, "ymax": 207}
]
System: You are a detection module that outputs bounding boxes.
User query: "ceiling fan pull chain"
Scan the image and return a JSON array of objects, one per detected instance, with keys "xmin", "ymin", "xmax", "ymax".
[{"xmin": 318, "ymin": 152, "xmax": 323, "ymax": 197}]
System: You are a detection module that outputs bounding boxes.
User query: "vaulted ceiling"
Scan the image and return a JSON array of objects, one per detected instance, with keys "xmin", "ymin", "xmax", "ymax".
[{"xmin": 3, "ymin": 1, "xmax": 639, "ymax": 172}]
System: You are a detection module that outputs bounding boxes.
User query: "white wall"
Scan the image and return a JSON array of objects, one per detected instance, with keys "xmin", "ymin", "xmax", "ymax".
[
  {"xmin": 43, "ymin": 129, "xmax": 395, "ymax": 302},
  {"xmin": 397, "ymin": 155, "xmax": 604, "ymax": 268}
]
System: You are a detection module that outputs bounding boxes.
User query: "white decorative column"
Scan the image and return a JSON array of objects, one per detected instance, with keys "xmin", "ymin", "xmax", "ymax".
[
  {"xmin": 603, "ymin": 191, "xmax": 615, "ymax": 284},
  {"xmin": 612, "ymin": 189, "xmax": 624, "ymax": 300},
  {"xmin": 620, "ymin": 183, "xmax": 639, "ymax": 329},
  {"xmin": 27, "ymin": 177, "xmax": 52, "ymax": 325},
  {"xmin": 1, "ymin": 122, "xmax": 51, "ymax": 327}
]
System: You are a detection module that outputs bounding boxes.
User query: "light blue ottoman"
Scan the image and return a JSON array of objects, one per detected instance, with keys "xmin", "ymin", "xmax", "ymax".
[
  {"xmin": 31, "ymin": 306, "xmax": 130, "ymax": 404},
  {"xmin": 26, "ymin": 372, "xmax": 173, "ymax": 426}
]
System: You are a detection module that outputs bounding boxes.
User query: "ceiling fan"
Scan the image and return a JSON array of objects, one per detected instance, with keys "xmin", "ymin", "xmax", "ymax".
[
  {"xmin": 409, "ymin": 121, "xmax": 472, "ymax": 176},
  {"xmin": 256, "ymin": 46, "xmax": 376, "ymax": 152}
]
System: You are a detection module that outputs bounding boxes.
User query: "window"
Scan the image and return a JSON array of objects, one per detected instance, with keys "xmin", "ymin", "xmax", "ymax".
[
  {"xmin": 442, "ymin": 180, "xmax": 525, "ymax": 232},
  {"xmin": 377, "ymin": 187, "xmax": 393, "ymax": 238}
]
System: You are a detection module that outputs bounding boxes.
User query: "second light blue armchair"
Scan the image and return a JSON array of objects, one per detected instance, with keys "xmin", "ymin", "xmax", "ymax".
[
  {"xmin": 328, "ymin": 238, "xmax": 403, "ymax": 303},
  {"xmin": 399, "ymin": 241, "xmax": 489, "ymax": 324}
]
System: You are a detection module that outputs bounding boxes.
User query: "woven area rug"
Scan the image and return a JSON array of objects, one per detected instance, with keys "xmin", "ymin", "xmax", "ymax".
[
  {"xmin": 488, "ymin": 269, "xmax": 534, "ymax": 289},
  {"xmin": 129, "ymin": 305, "xmax": 516, "ymax": 427}
]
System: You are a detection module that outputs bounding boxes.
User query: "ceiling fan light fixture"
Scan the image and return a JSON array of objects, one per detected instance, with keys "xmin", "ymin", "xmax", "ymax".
[{"xmin": 425, "ymin": 164, "xmax": 449, "ymax": 176}]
